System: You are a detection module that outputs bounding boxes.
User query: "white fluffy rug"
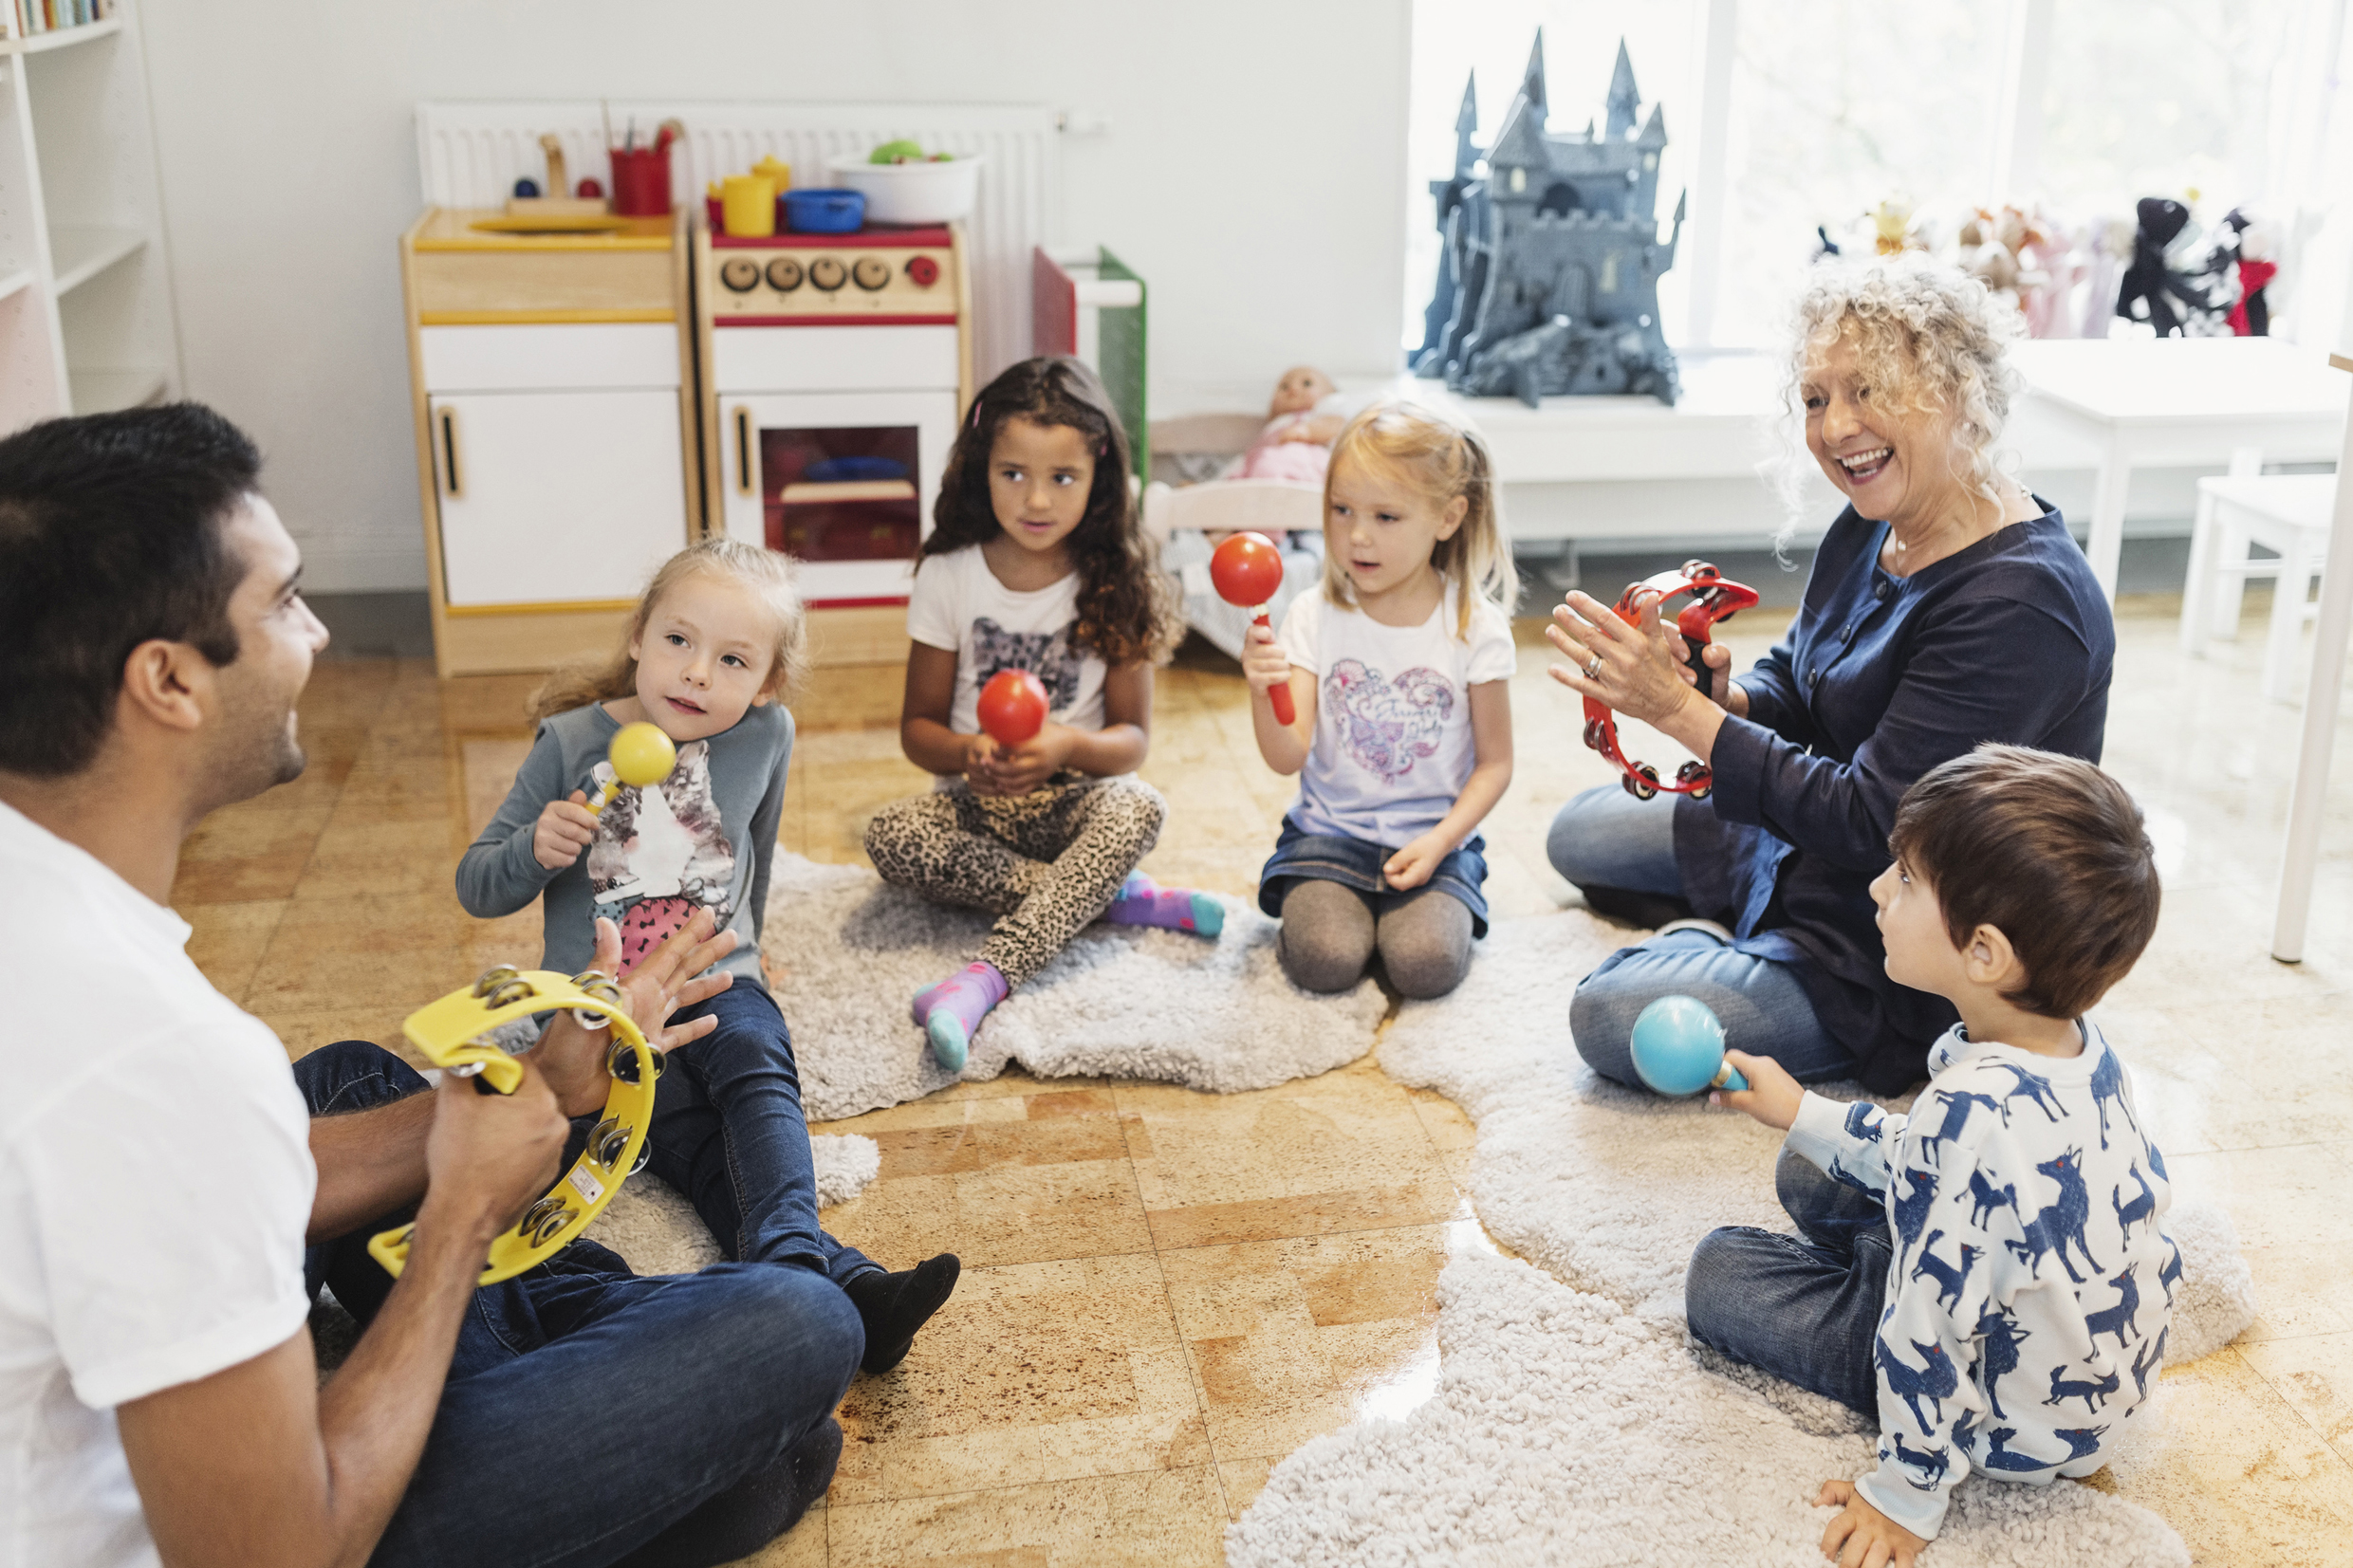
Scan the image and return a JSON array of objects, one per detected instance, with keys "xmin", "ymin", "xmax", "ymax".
[
  {"xmin": 760, "ymin": 854, "xmax": 1388, "ymax": 1122},
  {"xmin": 1228, "ymin": 910, "xmax": 2256, "ymax": 1566},
  {"xmin": 1229, "ymin": 1251, "xmax": 2196, "ymax": 1568},
  {"xmin": 584, "ymin": 1133, "xmax": 880, "ymax": 1276}
]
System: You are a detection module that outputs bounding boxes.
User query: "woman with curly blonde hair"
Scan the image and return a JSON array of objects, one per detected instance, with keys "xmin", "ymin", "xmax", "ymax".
[{"xmin": 1544, "ymin": 256, "xmax": 2114, "ymax": 1094}]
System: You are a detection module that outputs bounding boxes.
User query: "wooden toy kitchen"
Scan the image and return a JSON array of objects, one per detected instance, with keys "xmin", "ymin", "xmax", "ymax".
[{"xmin": 399, "ymin": 116, "xmax": 983, "ymax": 677}]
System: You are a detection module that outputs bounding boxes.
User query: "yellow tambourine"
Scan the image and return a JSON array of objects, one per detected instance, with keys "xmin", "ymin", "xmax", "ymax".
[{"xmin": 368, "ymin": 965, "xmax": 664, "ymax": 1285}]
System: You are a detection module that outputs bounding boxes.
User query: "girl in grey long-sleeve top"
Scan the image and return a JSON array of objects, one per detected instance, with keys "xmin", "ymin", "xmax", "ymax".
[{"xmin": 459, "ymin": 540, "xmax": 960, "ymax": 1375}]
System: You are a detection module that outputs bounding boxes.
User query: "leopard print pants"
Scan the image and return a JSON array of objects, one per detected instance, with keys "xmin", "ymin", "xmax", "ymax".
[{"xmin": 862, "ymin": 772, "xmax": 1168, "ymax": 987}]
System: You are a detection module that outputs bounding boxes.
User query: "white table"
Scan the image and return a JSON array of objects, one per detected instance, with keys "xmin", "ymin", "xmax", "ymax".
[
  {"xmin": 2010, "ymin": 339, "xmax": 2350, "ymax": 601},
  {"xmin": 2270, "ymin": 351, "xmax": 2353, "ymax": 963}
]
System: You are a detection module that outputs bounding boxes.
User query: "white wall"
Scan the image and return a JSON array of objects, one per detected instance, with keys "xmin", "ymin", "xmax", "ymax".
[{"xmin": 139, "ymin": 0, "xmax": 1411, "ymax": 592}]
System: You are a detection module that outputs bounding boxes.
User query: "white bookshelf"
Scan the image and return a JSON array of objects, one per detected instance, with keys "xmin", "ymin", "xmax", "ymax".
[{"xmin": 0, "ymin": 1, "xmax": 180, "ymax": 432}]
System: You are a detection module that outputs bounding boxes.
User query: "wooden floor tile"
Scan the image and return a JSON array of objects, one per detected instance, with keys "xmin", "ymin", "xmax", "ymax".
[{"xmin": 156, "ymin": 596, "xmax": 2353, "ymax": 1563}]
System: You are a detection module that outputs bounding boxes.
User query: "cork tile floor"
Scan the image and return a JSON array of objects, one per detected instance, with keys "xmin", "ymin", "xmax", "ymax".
[{"xmin": 175, "ymin": 593, "xmax": 2353, "ymax": 1566}]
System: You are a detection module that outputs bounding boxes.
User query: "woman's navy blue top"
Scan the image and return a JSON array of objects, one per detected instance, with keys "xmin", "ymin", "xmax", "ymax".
[{"xmin": 1677, "ymin": 503, "xmax": 2113, "ymax": 1093}]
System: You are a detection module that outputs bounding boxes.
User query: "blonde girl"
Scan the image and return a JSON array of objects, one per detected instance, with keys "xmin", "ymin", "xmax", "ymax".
[
  {"xmin": 864, "ymin": 357, "xmax": 1218, "ymax": 1070},
  {"xmin": 1240, "ymin": 401, "xmax": 1517, "ymax": 998},
  {"xmin": 459, "ymin": 539, "xmax": 960, "ymax": 1375}
]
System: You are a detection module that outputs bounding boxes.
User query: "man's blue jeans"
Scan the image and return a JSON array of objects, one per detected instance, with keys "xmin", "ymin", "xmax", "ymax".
[
  {"xmin": 297, "ymin": 1027, "xmax": 863, "ymax": 1568},
  {"xmin": 1686, "ymin": 1148, "xmax": 1890, "ymax": 1418},
  {"xmin": 1547, "ymin": 784, "xmax": 1856, "ymax": 1084}
]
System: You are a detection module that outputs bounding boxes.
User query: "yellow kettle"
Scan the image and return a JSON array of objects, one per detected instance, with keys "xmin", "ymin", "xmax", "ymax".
[{"xmin": 750, "ymin": 156, "xmax": 792, "ymax": 193}]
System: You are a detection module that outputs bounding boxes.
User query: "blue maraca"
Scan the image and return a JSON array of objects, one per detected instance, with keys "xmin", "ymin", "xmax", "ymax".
[{"xmin": 1628, "ymin": 995, "xmax": 1749, "ymax": 1097}]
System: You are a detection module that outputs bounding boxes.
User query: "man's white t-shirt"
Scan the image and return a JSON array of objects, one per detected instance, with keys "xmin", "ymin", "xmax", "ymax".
[
  {"xmin": 0, "ymin": 802, "xmax": 315, "ymax": 1568},
  {"xmin": 906, "ymin": 544, "xmax": 1109, "ymax": 736},
  {"xmin": 1277, "ymin": 587, "xmax": 1517, "ymax": 848}
]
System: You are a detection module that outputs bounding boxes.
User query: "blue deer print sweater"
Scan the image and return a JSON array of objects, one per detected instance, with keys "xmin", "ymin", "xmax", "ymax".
[{"xmin": 1784, "ymin": 1022, "xmax": 2177, "ymax": 1539}]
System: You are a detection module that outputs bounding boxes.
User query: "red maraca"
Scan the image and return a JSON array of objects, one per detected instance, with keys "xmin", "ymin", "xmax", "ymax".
[
  {"xmin": 1210, "ymin": 531, "xmax": 1297, "ymax": 725},
  {"xmin": 976, "ymin": 668, "xmax": 1048, "ymax": 747}
]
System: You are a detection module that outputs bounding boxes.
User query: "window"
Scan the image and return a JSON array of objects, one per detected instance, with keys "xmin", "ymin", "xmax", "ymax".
[
  {"xmin": 2036, "ymin": 0, "xmax": 2306, "ymax": 218},
  {"xmin": 1711, "ymin": 2, "xmax": 2004, "ymax": 346},
  {"xmin": 1403, "ymin": 0, "xmax": 2352, "ymax": 358}
]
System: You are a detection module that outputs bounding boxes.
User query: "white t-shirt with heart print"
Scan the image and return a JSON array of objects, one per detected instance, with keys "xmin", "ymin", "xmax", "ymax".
[
  {"xmin": 1277, "ymin": 586, "xmax": 1517, "ymax": 849},
  {"xmin": 906, "ymin": 544, "xmax": 1109, "ymax": 736}
]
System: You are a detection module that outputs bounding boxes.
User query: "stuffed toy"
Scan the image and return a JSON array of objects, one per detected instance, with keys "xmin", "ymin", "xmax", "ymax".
[
  {"xmin": 2216, "ymin": 209, "xmax": 2277, "ymax": 337},
  {"xmin": 1870, "ymin": 197, "xmax": 1927, "ymax": 256},
  {"xmin": 2116, "ymin": 196, "xmax": 2228, "ymax": 337},
  {"xmin": 2019, "ymin": 211, "xmax": 2086, "ymax": 339}
]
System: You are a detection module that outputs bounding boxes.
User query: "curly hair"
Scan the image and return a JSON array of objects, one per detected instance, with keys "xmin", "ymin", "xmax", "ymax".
[
  {"xmin": 923, "ymin": 357, "xmax": 1179, "ymax": 667},
  {"xmin": 528, "ymin": 538, "xmax": 807, "ymax": 721},
  {"xmin": 1769, "ymin": 254, "xmax": 2023, "ymax": 544},
  {"xmin": 1322, "ymin": 400, "xmax": 1518, "ymax": 637}
]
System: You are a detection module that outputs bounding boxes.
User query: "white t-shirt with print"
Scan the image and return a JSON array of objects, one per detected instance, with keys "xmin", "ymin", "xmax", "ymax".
[
  {"xmin": 906, "ymin": 544, "xmax": 1109, "ymax": 735},
  {"xmin": 1277, "ymin": 587, "xmax": 1517, "ymax": 848},
  {"xmin": 0, "ymin": 802, "xmax": 315, "ymax": 1568}
]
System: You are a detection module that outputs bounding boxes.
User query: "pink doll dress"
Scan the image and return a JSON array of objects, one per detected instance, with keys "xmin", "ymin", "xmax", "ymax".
[{"xmin": 1236, "ymin": 412, "xmax": 1334, "ymax": 484}]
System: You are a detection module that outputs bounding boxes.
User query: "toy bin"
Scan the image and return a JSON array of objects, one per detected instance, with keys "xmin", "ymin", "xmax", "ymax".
[{"xmin": 828, "ymin": 156, "xmax": 983, "ymax": 225}]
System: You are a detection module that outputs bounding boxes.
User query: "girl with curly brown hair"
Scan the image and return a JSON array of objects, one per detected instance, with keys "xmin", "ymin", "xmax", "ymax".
[{"xmin": 864, "ymin": 357, "xmax": 1218, "ymax": 1069}]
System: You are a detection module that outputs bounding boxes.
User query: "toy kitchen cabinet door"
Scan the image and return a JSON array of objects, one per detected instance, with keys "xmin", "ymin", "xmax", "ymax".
[{"xmin": 430, "ymin": 387, "xmax": 690, "ymax": 608}]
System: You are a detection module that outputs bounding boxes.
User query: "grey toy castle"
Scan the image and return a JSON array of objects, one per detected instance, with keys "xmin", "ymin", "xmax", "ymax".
[{"xmin": 1414, "ymin": 33, "xmax": 1685, "ymax": 407}]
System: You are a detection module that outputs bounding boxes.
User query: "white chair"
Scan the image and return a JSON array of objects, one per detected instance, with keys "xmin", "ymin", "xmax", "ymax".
[{"xmin": 2179, "ymin": 465, "xmax": 2342, "ymax": 704}]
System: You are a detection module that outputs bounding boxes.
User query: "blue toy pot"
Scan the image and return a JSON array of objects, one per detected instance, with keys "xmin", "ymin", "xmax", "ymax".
[
  {"xmin": 1628, "ymin": 994, "xmax": 1748, "ymax": 1097},
  {"xmin": 783, "ymin": 188, "xmax": 866, "ymax": 233}
]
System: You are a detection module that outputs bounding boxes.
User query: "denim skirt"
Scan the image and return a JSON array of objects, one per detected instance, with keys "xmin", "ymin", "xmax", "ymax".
[{"xmin": 1255, "ymin": 818, "xmax": 1491, "ymax": 937}]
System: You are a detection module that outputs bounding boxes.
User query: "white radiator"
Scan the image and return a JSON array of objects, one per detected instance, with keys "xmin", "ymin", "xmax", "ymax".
[{"xmin": 416, "ymin": 101, "xmax": 1060, "ymax": 384}]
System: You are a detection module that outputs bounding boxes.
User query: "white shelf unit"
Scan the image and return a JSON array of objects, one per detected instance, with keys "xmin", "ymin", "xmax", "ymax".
[{"xmin": 0, "ymin": 2, "xmax": 180, "ymax": 433}]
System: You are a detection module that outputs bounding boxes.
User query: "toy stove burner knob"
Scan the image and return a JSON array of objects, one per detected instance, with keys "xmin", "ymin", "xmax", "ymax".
[
  {"xmin": 852, "ymin": 256, "xmax": 891, "ymax": 290},
  {"xmin": 719, "ymin": 257, "xmax": 761, "ymax": 293},
  {"xmin": 809, "ymin": 256, "xmax": 846, "ymax": 291},
  {"xmin": 905, "ymin": 255, "xmax": 939, "ymax": 287},
  {"xmin": 765, "ymin": 257, "xmax": 804, "ymax": 291}
]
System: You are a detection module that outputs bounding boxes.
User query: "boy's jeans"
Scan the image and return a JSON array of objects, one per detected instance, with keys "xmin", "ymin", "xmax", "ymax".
[
  {"xmin": 1685, "ymin": 1146, "xmax": 1891, "ymax": 1417},
  {"xmin": 296, "ymin": 1020, "xmax": 864, "ymax": 1568}
]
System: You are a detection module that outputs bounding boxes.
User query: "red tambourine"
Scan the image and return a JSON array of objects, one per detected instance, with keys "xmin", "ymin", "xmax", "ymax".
[{"xmin": 1581, "ymin": 561, "xmax": 1760, "ymax": 801}]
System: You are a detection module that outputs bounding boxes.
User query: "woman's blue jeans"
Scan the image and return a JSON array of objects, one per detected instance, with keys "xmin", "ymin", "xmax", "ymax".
[
  {"xmin": 1547, "ymin": 784, "xmax": 1855, "ymax": 1084},
  {"xmin": 1686, "ymin": 1148, "xmax": 1890, "ymax": 1417},
  {"xmin": 296, "ymin": 1021, "xmax": 864, "ymax": 1568}
]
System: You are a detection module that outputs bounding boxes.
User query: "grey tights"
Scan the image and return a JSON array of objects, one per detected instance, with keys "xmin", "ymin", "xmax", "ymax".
[{"xmin": 1277, "ymin": 878, "xmax": 1474, "ymax": 999}]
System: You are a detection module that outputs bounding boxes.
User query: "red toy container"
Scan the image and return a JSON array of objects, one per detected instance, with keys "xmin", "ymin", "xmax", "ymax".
[{"xmin": 610, "ymin": 147, "xmax": 672, "ymax": 216}]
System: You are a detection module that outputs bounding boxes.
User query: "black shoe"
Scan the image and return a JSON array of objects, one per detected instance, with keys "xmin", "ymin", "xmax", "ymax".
[{"xmin": 843, "ymin": 1254, "xmax": 961, "ymax": 1374}]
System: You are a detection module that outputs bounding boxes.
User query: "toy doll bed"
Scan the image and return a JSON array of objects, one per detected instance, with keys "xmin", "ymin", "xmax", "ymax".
[{"xmin": 1145, "ymin": 412, "xmax": 1325, "ymax": 659}]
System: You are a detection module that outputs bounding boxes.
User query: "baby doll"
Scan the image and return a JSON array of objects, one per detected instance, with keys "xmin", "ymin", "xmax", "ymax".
[{"xmin": 1234, "ymin": 366, "xmax": 1352, "ymax": 484}]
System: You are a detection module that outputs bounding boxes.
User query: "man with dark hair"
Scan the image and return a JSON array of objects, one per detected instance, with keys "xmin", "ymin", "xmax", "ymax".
[
  {"xmin": 1682, "ymin": 744, "xmax": 2172, "ymax": 1568},
  {"xmin": 0, "ymin": 406, "xmax": 859, "ymax": 1568}
]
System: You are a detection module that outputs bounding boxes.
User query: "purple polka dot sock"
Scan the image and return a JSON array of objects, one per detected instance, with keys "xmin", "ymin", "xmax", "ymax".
[
  {"xmin": 1101, "ymin": 872, "xmax": 1225, "ymax": 937},
  {"xmin": 914, "ymin": 961, "xmax": 1008, "ymax": 1071}
]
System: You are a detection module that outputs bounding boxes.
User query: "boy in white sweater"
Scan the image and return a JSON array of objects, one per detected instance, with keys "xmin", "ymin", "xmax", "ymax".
[{"xmin": 1690, "ymin": 745, "xmax": 2174, "ymax": 1568}]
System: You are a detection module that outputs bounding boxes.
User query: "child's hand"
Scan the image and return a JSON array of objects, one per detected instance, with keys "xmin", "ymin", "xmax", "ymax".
[
  {"xmin": 961, "ymin": 731, "xmax": 1002, "ymax": 790},
  {"xmin": 1711, "ymin": 1049, "xmax": 1804, "ymax": 1131},
  {"xmin": 987, "ymin": 722, "xmax": 1075, "ymax": 795},
  {"xmin": 1382, "ymin": 832, "xmax": 1450, "ymax": 892},
  {"xmin": 1815, "ymin": 1480, "xmax": 1925, "ymax": 1568},
  {"xmin": 1241, "ymin": 620, "xmax": 1294, "ymax": 700},
  {"xmin": 533, "ymin": 790, "xmax": 598, "ymax": 870}
]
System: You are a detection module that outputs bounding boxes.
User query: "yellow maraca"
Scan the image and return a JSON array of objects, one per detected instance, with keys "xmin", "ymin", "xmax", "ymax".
[{"xmin": 587, "ymin": 721, "xmax": 678, "ymax": 815}]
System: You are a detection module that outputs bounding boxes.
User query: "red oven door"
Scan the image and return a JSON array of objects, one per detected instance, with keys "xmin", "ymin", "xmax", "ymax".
[{"xmin": 716, "ymin": 390, "xmax": 957, "ymax": 605}]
